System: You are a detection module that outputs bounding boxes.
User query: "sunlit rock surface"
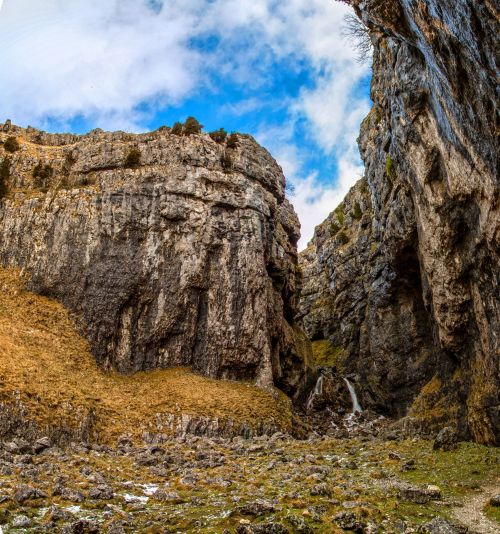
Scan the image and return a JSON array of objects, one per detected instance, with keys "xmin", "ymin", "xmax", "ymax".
[{"xmin": 0, "ymin": 125, "xmax": 312, "ymax": 398}]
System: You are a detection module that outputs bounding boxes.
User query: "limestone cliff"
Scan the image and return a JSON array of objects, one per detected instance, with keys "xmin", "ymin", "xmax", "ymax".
[
  {"xmin": 0, "ymin": 124, "xmax": 312, "ymax": 399},
  {"xmin": 300, "ymin": 0, "xmax": 499, "ymax": 444}
]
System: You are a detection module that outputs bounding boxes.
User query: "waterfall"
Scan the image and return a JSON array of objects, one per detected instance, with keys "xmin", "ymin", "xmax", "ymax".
[
  {"xmin": 343, "ymin": 378, "xmax": 362, "ymax": 414},
  {"xmin": 306, "ymin": 374, "xmax": 324, "ymax": 411}
]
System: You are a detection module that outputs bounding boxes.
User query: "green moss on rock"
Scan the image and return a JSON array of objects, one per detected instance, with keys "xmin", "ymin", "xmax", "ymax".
[{"xmin": 312, "ymin": 339, "xmax": 345, "ymax": 367}]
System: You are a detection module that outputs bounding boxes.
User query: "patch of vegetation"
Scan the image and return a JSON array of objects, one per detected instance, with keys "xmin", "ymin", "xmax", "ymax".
[
  {"xmin": 311, "ymin": 340, "xmax": 345, "ymax": 368},
  {"xmin": 32, "ymin": 162, "xmax": 54, "ymax": 188},
  {"xmin": 183, "ymin": 116, "xmax": 203, "ymax": 136},
  {"xmin": 330, "ymin": 221, "xmax": 341, "ymax": 235},
  {"xmin": 386, "ymin": 155, "xmax": 396, "ymax": 183},
  {"xmin": 337, "ymin": 231, "xmax": 349, "ymax": 245},
  {"xmin": 124, "ymin": 147, "xmax": 141, "ymax": 168},
  {"xmin": 0, "ymin": 158, "xmax": 10, "ymax": 198},
  {"xmin": 3, "ymin": 136, "xmax": 20, "ymax": 153},
  {"xmin": 226, "ymin": 133, "xmax": 239, "ymax": 149},
  {"xmin": 351, "ymin": 201, "xmax": 363, "ymax": 220},
  {"xmin": 209, "ymin": 128, "xmax": 228, "ymax": 143},
  {"xmin": 170, "ymin": 117, "xmax": 204, "ymax": 136},
  {"xmin": 334, "ymin": 204, "xmax": 345, "ymax": 225},
  {"xmin": 171, "ymin": 122, "xmax": 183, "ymax": 136},
  {"xmin": 360, "ymin": 178, "xmax": 370, "ymax": 195},
  {"xmin": 484, "ymin": 504, "xmax": 500, "ymax": 523}
]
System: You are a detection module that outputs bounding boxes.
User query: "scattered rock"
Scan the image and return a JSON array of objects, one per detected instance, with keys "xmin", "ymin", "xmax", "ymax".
[
  {"xmin": 237, "ymin": 499, "xmax": 276, "ymax": 516},
  {"xmin": 417, "ymin": 517, "xmax": 469, "ymax": 533},
  {"xmin": 12, "ymin": 515, "xmax": 31, "ymax": 528},
  {"xmin": 310, "ymin": 483, "xmax": 332, "ymax": 497},
  {"xmin": 60, "ymin": 488, "xmax": 85, "ymax": 503},
  {"xmin": 489, "ymin": 494, "xmax": 500, "ymax": 507},
  {"xmin": 237, "ymin": 523, "xmax": 289, "ymax": 534},
  {"xmin": 13, "ymin": 485, "xmax": 47, "ymax": 503},
  {"xmin": 151, "ymin": 489, "xmax": 181, "ymax": 503},
  {"xmin": 61, "ymin": 519, "xmax": 100, "ymax": 534},
  {"xmin": 398, "ymin": 485, "xmax": 441, "ymax": 504},
  {"xmin": 33, "ymin": 437, "xmax": 52, "ymax": 453},
  {"xmin": 333, "ymin": 511, "xmax": 365, "ymax": 532},
  {"xmin": 43, "ymin": 506, "xmax": 76, "ymax": 523},
  {"xmin": 107, "ymin": 521, "xmax": 126, "ymax": 534},
  {"xmin": 433, "ymin": 428, "xmax": 458, "ymax": 452},
  {"xmin": 88, "ymin": 484, "xmax": 114, "ymax": 500}
]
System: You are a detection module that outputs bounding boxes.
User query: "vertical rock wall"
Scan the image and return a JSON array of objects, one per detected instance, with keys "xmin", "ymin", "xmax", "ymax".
[
  {"xmin": 0, "ymin": 125, "xmax": 312, "ymax": 398},
  {"xmin": 300, "ymin": 0, "xmax": 499, "ymax": 443}
]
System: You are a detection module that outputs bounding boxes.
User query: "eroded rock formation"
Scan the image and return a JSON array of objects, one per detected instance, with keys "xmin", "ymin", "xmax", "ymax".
[
  {"xmin": 300, "ymin": 0, "xmax": 499, "ymax": 444},
  {"xmin": 0, "ymin": 125, "xmax": 312, "ymax": 399}
]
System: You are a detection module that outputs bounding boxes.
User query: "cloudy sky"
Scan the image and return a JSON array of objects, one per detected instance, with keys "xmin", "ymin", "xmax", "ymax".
[{"xmin": 0, "ymin": 0, "xmax": 371, "ymax": 248}]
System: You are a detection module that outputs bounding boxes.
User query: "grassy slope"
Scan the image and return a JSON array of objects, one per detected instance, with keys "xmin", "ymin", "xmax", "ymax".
[{"xmin": 0, "ymin": 268, "xmax": 291, "ymax": 443}]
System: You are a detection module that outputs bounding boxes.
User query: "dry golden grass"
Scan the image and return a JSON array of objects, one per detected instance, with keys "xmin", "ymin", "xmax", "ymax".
[{"xmin": 0, "ymin": 268, "xmax": 291, "ymax": 443}]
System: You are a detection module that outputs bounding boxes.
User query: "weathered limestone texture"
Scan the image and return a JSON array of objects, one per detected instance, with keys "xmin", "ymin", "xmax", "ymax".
[
  {"xmin": 0, "ymin": 125, "xmax": 312, "ymax": 398},
  {"xmin": 300, "ymin": 0, "xmax": 499, "ymax": 443}
]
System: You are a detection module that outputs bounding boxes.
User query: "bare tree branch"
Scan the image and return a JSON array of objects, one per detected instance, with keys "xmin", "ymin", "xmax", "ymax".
[{"xmin": 341, "ymin": 13, "xmax": 373, "ymax": 64}]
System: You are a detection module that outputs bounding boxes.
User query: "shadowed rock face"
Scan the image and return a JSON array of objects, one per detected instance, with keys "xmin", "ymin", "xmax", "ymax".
[
  {"xmin": 0, "ymin": 125, "xmax": 312, "ymax": 398},
  {"xmin": 300, "ymin": 0, "xmax": 499, "ymax": 443}
]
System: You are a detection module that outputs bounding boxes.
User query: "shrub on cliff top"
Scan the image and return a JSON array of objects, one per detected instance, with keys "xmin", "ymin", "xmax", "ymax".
[
  {"xmin": 3, "ymin": 136, "xmax": 20, "ymax": 153},
  {"xmin": 209, "ymin": 128, "xmax": 228, "ymax": 144},
  {"xmin": 124, "ymin": 148, "xmax": 141, "ymax": 168},
  {"xmin": 341, "ymin": 13, "xmax": 372, "ymax": 64},
  {"xmin": 170, "ymin": 117, "xmax": 203, "ymax": 136},
  {"xmin": 171, "ymin": 122, "xmax": 183, "ymax": 136},
  {"xmin": 183, "ymin": 116, "xmax": 203, "ymax": 136}
]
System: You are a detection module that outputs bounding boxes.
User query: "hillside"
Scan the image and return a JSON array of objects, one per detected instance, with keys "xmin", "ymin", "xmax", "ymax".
[{"xmin": 0, "ymin": 267, "xmax": 292, "ymax": 444}]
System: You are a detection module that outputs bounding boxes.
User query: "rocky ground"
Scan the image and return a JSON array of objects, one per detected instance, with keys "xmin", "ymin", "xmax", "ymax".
[{"xmin": 0, "ymin": 424, "xmax": 498, "ymax": 534}]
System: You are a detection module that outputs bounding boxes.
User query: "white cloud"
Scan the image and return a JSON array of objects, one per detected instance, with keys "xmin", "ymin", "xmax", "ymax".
[
  {"xmin": 0, "ymin": 0, "xmax": 202, "ymax": 129},
  {"xmin": 0, "ymin": 0, "xmax": 371, "ymax": 246}
]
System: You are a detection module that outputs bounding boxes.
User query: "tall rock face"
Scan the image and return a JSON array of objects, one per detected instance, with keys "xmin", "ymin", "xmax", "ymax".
[
  {"xmin": 300, "ymin": 0, "xmax": 499, "ymax": 443},
  {"xmin": 0, "ymin": 125, "xmax": 312, "ymax": 399}
]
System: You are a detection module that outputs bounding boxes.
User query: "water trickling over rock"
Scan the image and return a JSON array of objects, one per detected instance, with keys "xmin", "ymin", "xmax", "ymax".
[{"xmin": 344, "ymin": 378, "xmax": 363, "ymax": 416}]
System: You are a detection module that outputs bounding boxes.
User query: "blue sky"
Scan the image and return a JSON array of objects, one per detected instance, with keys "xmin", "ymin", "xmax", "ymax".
[{"xmin": 0, "ymin": 0, "xmax": 371, "ymax": 248}]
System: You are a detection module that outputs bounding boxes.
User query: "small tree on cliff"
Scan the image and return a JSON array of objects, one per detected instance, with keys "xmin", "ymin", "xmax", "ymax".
[
  {"xmin": 183, "ymin": 116, "xmax": 203, "ymax": 136},
  {"xmin": 32, "ymin": 162, "xmax": 54, "ymax": 188},
  {"xmin": 342, "ymin": 13, "xmax": 372, "ymax": 63},
  {"xmin": 209, "ymin": 128, "xmax": 228, "ymax": 143},
  {"xmin": 226, "ymin": 133, "xmax": 239, "ymax": 149},
  {"xmin": 171, "ymin": 122, "xmax": 183, "ymax": 136}
]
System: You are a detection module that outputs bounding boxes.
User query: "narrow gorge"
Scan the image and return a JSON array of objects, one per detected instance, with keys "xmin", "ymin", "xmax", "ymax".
[
  {"xmin": 0, "ymin": 0, "xmax": 498, "ymax": 532},
  {"xmin": 299, "ymin": 0, "xmax": 499, "ymax": 446}
]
